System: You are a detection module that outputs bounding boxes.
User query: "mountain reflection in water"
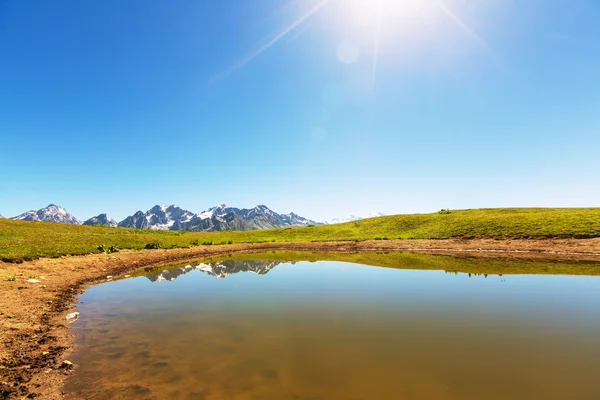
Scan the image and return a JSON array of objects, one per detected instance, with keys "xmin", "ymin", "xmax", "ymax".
[{"xmin": 145, "ymin": 259, "xmax": 284, "ymax": 282}]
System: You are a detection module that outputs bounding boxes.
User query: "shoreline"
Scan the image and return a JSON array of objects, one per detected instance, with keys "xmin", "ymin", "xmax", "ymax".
[{"xmin": 2, "ymin": 238, "xmax": 600, "ymax": 399}]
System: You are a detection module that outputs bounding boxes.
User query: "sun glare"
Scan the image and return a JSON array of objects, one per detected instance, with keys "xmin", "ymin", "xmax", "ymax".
[
  {"xmin": 339, "ymin": 0, "xmax": 436, "ymax": 32},
  {"xmin": 215, "ymin": 0, "xmax": 493, "ymax": 90}
]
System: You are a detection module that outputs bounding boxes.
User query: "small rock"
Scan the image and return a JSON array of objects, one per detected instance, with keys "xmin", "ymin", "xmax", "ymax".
[
  {"xmin": 124, "ymin": 275, "xmax": 131, "ymax": 278},
  {"xmin": 66, "ymin": 312, "xmax": 79, "ymax": 323},
  {"xmin": 61, "ymin": 360, "xmax": 74, "ymax": 370},
  {"xmin": 106, "ymin": 275, "xmax": 113, "ymax": 280},
  {"xmin": 27, "ymin": 279, "xmax": 41, "ymax": 284},
  {"xmin": 42, "ymin": 351, "xmax": 50, "ymax": 356}
]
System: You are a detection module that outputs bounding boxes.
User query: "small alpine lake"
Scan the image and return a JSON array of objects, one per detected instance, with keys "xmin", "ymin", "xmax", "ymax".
[{"xmin": 65, "ymin": 252, "xmax": 600, "ymax": 399}]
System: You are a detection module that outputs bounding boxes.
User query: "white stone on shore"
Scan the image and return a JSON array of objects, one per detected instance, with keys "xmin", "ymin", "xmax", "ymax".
[{"xmin": 66, "ymin": 312, "xmax": 79, "ymax": 323}]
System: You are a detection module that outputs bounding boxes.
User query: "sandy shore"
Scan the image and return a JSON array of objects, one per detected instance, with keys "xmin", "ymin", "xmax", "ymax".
[{"xmin": 2, "ymin": 238, "xmax": 600, "ymax": 399}]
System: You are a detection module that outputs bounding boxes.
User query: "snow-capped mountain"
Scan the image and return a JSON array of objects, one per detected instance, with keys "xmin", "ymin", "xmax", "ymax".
[
  {"xmin": 118, "ymin": 205, "xmax": 196, "ymax": 230},
  {"xmin": 119, "ymin": 204, "xmax": 320, "ymax": 231},
  {"xmin": 326, "ymin": 213, "xmax": 385, "ymax": 224},
  {"xmin": 10, "ymin": 204, "xmax": 81, "ymax": 224},
  {"xmin": 83, "ymin": 214, "xmax": 118, "ymax": 227},
  {"xmin": 145, "ymin": 260, "xmax": 283, "ymax": 282},
  {"xmin": 7, "ymin": 203, "xmax": 327, "ymax": 231},
  {"xmin": 186, "ymin": 204, "xmax": 320, "ymax": 231}
]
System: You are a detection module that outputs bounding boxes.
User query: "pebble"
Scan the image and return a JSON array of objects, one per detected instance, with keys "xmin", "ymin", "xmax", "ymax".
[
  {"xmin": 66, "ymin": 312, "xmax": 79, "ymax": 323},
  {"xmin": 27, "ymin": 279, "xmax": 41, "ymax": 284},
  {"xmin": 106, "ymin": 275, "xmax": 113, "ymax": 280}
]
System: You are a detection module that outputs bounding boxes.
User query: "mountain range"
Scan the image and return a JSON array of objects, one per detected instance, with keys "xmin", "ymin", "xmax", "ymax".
[
  {"xmin": 6, "ymin": 204, "xmax": 383, "ymax": 231},
  {"xmin": 115, "ymin": 204, "xmax": 319, "ymax": 231}
]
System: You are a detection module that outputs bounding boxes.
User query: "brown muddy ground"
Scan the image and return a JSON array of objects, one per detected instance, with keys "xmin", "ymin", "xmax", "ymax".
[{"xmin": 2, "ymin": 238, "xmax": 600, "ymax": 399}]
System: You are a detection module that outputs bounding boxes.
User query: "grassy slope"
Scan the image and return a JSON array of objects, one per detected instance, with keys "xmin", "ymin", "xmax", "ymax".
[{"xmin": 1, "ymin": 208, "xmax": 599, "ymax": 262}]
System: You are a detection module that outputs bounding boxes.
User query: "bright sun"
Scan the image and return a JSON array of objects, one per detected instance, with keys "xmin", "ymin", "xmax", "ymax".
[
  {"xmin": 219, "ymin": 0, "xmax": 490, "ymax": 85},
  {"xmin": 339, "ymin": 0, "xmax": 436, "ymax": 31}
]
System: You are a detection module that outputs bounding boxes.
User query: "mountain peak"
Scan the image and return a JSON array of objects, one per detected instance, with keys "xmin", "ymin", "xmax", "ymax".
[
  {"xmin": 149, "ymin": 204, "xmax": 167, "ymax": 212},
  {"xmin": 83, "ymin": 214, "xmax": 117, "ymax": 227},
  {"xmin": 11, "ymin": 204, "xmax": 80, "ymax": 224}
]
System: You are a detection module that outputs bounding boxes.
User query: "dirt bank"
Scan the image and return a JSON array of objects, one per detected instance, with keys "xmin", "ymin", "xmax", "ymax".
[{"xmin": 2, "ymin": 238, "xmax": 600, "ymax": 399}]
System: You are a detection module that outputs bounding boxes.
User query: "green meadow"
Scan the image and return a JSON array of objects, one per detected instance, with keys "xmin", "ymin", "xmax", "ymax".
[{"xmin": 1, "ymin": 208, "xmax": 599, "ymax": 262}]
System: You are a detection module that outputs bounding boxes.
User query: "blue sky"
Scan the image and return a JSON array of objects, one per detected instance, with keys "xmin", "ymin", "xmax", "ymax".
[{"xmin": 1, "ymin": 0, "xmax": 599, "ymax": 222}]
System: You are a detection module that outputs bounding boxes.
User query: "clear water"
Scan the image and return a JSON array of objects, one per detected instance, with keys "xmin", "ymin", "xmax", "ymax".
[{"xmin": 65, "ymin": 254, "xmax": 600, "ymax": 399}]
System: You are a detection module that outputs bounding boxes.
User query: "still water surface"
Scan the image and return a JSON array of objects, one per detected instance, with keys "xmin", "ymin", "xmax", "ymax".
[{"xmin": 65, "ymin": 253, "xmax": 600, "ymax": 399}]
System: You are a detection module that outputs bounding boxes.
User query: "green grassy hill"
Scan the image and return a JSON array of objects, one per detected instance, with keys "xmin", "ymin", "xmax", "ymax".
[{"xmin": 1, "ymin": 208, "xmax": 599, "ymax": 262}]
